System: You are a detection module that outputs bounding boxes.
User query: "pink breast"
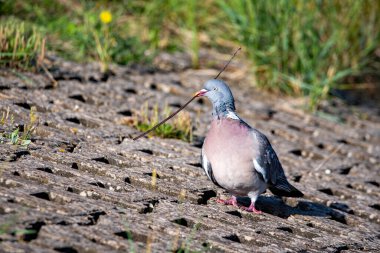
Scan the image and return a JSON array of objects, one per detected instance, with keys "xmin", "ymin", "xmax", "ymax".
[{"xmin": 204, "ymin": 119, "xmax": 253, "ymax": 173}]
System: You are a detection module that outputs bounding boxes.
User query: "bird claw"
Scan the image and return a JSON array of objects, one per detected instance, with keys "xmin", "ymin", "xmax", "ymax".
[
  {"xmin": 216, "ymin": 197, "xmax": 262, "ymax": 214},
  {"xmin": 216, "ymin": 197, "xmax": 239, "ymax": 207},
  {"xmin": 240, "ymin": 205, "xmax": 262, "ymax": 214}
]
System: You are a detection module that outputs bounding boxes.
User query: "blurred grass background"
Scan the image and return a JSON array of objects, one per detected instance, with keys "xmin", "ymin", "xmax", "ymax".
[{"xmin": 0, "ymin": 0, "xmax": 379, "ymax": 110}]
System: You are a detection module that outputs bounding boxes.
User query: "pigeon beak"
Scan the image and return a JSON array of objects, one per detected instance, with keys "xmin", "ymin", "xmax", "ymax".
[{"xmin": 195, "ymin": 89, "xmax": 208, "ymax": 97}]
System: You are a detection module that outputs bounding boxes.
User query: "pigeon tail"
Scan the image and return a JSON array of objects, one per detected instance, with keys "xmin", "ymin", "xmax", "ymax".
[{"xmin": 269, "ymin": 177, "xmax": 304, "ymax": 197}]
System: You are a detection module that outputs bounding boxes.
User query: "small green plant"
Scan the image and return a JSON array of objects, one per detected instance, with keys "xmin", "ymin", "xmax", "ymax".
[
  {"xmin": 0, "ymin": 18, "xmax": 45, "ymax": 69},
  {"xmin": 9, "ymin": 128, "xmax": 20, "ymax": 145},
  {"xmin": 121, "ymin": 222, "xmax": 136, "ymax": 253},
  {"xmin": 0, "ymin": 107, "xmax": 11, "ymax": 126},
  {"xmin": 0, "ymin": 215, "xmax": 35, "ymax": 239},
  {"xmin": 181, "ymin": 223, "xmax": 202, "ymax": 253},
  {"xmin": 94, "ymin": 10, "xmax": 113, "ymax": 71},
  {"xmin": 0, "ymin": 106, "xmax": 38, "ymax": 147},
  {"xmin": 0, "ymin": 219, "xmax": 14, "ymax": 235},
  {"xmin": 124, "ymin": 103, "xmax": 193, "ymax": 142}
]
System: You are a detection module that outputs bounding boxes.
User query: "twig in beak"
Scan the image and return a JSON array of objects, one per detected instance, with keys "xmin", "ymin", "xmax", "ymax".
[{"xmin": 214, "ymin": 47, "xmax": 241, "ymax": 79}]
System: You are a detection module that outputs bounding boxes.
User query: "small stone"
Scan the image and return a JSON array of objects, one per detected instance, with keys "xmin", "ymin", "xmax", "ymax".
[{"xmin": 244, "ymin": 235, "xmax": 254, "ymax": 241}]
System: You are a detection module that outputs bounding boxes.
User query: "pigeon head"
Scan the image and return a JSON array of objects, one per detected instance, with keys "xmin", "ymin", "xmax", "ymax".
[{"xmin": 196, "ymin": 79, "xmax": 236, "ymax": 117}]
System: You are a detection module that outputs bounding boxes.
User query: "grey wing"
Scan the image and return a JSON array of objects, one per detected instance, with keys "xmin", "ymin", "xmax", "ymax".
[
  {"xmin": 201, "ymin": 147, "xmax": 223, "ymax": 188},
  {"xmin": 252, "ymin": 131, "xmax": 288, "ymax": 187},
  {"xmin": 252, "ymin": 130, "xmax": 303, "ymax": 197}
]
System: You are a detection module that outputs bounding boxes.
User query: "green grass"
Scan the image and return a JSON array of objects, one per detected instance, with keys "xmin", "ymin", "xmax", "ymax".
[
  {"xmin": 0, "ymin": 18, "xmax": 45, "ymax": 69},
  {"xmin": 0, "ymin": 221, "xmax": 36, "ymax": 238},
  {"xmin": 122, "ymin": 103, "xmax": 193, "ymax": 142},
  {"xmin": 1, "ymin": 0, "xmax": 379, "ymax": 110},
  {"xmin": 0, "ymin": 0, "xmax": 219, "ymax": 68},
  {"xmin": 218, "ymin": 0, "xmax": 380, "ymax": 110},
  {"xmin": 141, "ymin": 0, "xmax": 215, "ymax": 68},
  {"xmin": 0, "ymin": 0, "xmax": 148, "ymax": 68},
  {"xmin": 0, "ymin": 214, "xmax": 36, "ymax": 240}
]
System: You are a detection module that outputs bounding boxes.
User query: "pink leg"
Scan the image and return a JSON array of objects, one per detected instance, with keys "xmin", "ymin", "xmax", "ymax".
[
  {"xmin": 240, "ymin": 202, "xmax": 262, "ymax": 214},
  {"xmin": 216, "ymin": 196, "xmax": 239, "ymax": 207}
]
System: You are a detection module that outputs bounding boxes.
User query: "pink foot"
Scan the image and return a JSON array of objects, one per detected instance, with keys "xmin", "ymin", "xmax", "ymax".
[
  {"xmin": 216, "ymin": 196, "xmax": 239, "ymax": 207},
  {"xmin": 240, "ymin": 203, "xmax": 262, "ymax": 214}
]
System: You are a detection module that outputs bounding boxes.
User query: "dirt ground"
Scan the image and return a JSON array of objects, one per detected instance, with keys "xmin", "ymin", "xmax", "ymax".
[{"xmin": 0, "ymin": 53, "xmax": 379, "ymax": 252}]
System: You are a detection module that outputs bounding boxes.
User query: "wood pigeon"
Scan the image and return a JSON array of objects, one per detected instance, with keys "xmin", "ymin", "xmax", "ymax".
[{"xmin": 196, "ymin": 79, "xmax": 303, "ymax": 213}]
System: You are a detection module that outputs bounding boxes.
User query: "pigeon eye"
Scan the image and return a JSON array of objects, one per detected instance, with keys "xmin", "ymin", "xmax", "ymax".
[{"xmin": 213, "ymin": 87, "xmax": 218, "ymax": 91}]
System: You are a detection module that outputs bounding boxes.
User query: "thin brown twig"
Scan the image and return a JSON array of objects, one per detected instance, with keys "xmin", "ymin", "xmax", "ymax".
[
  {"xmin": 40, "ymin": 62, "xmax": 58, "ymax": 87},
  {"xmin": 314, "ymin": 143, "xmax": 343, "ymax": 171},
  {"xmin": 214, "ymin": 47, "xmax": 241, "ymax": 79}
]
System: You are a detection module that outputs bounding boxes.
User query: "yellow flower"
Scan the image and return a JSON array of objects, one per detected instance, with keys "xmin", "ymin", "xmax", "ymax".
[{"xmin": 99, "ymin": 10, "xmax": 112, "ymax": 24}]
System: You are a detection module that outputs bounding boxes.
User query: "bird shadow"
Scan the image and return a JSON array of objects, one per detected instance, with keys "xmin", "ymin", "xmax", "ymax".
[{"xmin": 236, "ymin": 195, "xmax": 347, "ymax": 224}]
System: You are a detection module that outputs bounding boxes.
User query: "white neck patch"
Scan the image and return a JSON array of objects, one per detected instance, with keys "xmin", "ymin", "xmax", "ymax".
[{"xmin": 226, "ymin": 111, "xmax": 240, "ymax": 120}]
